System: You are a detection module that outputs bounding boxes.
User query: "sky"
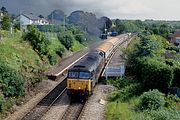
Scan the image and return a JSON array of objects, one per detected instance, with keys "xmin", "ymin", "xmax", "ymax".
[{"xmin": 0, "ymin": 0, "xmax": 179, "ymax": 20}]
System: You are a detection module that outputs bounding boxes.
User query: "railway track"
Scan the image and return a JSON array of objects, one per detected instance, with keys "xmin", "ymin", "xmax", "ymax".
[
  {"xmin": 21, "ymin": 79, "xmax": 67, "ymax": 120},
  {"xmin": 61, "ymin": 102, "xmax": 85, "ymax": 120}
]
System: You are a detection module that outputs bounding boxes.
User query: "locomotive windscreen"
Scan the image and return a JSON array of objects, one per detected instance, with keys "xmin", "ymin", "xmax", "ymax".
[
  {"xmin": 68, "ymin": 71, "xmax": 90, "ymax": 79},
  {"xmin": 79, "ymin": 72, "xmax": 90, "ymax": 79},
  {"xmin": 68, "ymin": 71, "xmax": 79, "ymax": 78}
]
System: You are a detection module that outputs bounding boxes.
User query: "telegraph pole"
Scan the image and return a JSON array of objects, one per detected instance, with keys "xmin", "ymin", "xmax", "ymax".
[{"xmin": 64, "ymin": 15, "xmax": 66, "ymax": 32}]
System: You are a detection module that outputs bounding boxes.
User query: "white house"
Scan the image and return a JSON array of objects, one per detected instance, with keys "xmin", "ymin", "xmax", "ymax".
[
  {"xmin": 0, "ymin": 12, "xmax": 3, "ymax": 17},
  {"xmin": 19, "ymin": 13, "xmax": 49, "ymax": 26},
  {"xmin": 0, "ymin": 12, "xmax": 3, "ymax": 21}
]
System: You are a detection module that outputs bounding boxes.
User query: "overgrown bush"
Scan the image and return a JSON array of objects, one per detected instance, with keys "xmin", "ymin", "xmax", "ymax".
[
  {"xmin": 0, "ymin": 61, "xmax": 25, "ymax": 97},
  {"xmin": 131, "ymin": 109, "xmax": 180, "ymax": 120},
  {"xmin": 172, "ymin": 66, "xmax": 180, "ymax": 87},
  {"xmin": 119, "ymin": 83, "xmax": 142, "ymax": 101},
  {"xmin": 136, "ymin": 57, "xmax": 173, "ymax": 91},
  {"xmin": 107, "ymin": 90, "xmax": 121, "ymax": 101},
  {"xmin": 23, "ymin": 25, "xmax": 49, "ymax": 56},
  {"xmin": 75, "ymin": 34, "xmax": 85, "ymax": 43},
  {"xmin": 165, "ymin": 94, "xmax": 180, "ymax": 109},
  {"xmin": 138, "ymin": 89, "xmax": 165, "ymax": 110},
  {"xmin": 0, "ymin": 95, "xmax": 5, "ymax": 112},
  {"xmin": 56, "ymin": 47, "xmax": 65, "ymax": 57},
  {"xmin": 57, "ymin": 32, "xmax": 74, "ymax": 50},
  {"xmin": 48, "ymin": 53, "xmax": 57, "ymax": 65},
  {"xmin": 107, "ymin": 77, "xmax": 143, "ymax": 101}
]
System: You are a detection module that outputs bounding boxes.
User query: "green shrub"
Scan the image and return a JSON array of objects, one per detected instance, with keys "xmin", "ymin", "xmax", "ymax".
[
  {"xmin": 136, "ymin": 57, "xmax": 173, "ymax": 91},
  {"xmin": 0, "ymin": 95, "xmax": 5, "ymax": 112},
  {"xmin": 48, "ymin": 54, "xmax": 57, "ymax": 65},
  {"xmin": 3, "ymin": 97, "xmax": 15, "ymax": 112},
  {"xmin": 107, "ymin": 90, "xmax": 120, "ymax": 101},
  {"xmin": 172, "ymin": 66, "xmax": 180, "ymax": 87},
  {"xmin": 119, "ymin": 83, "xmax": 142, "ymax": 101},
  {"xmin": 131, "ymin": 109, "xmax": 180, "ymax": 120},
  {"xmin": 57, "ymin": 32, "xmax": 74, "ymax": 50},
  {"xmin": 165, "ymin": 94, "xmax": 180, "ymax": 109},
  {"xmin": 23, "ymin": 25, "xmax": 49, "ymax": 56},
  {"xmin": 130, "ymin": 112, "xmax": 152, "ymax": 120},
  {"xmin": 107, "ymin": 77, "xmax": 143, "ymax": 101},
  {"xmin": 75, "ymin": 34, "xmax": 85, "ymax": 43},
  {"xmin": 138, "ymin": 89, "xmax": 165, "ymax": 110},
  {"xmin": 0, "ymin": 61, "xmax": 25, "ymax": 97},
  {"xmin": 107, "ymin": 77, "xmax": 137, "ymax": 89},
  {"xmin": 149, "ymin": 109, "xmax": 180, "ymax": 120},
  {"xmin": 56, "ymin": 47, "xmax": 65, "ymax": 57}
]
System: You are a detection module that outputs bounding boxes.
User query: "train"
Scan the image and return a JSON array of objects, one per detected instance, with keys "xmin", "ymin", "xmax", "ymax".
[{"xmin": 66, "ymin": 34, "xmax": 130, "ymax": 101}]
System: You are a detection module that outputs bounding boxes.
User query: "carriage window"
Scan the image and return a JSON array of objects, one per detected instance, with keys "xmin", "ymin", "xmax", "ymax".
[
  {"xmin": 68, "ymin": 72, "xmax": 79, "ymax": 78},
  {"xmin": 79, "ymin": 72, "xmax": 90, "ymax": 79}
]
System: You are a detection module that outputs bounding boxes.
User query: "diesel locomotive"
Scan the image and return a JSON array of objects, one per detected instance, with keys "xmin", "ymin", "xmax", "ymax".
[{"xmin": 67, "ymin": 34, "xmax": 129, "ymax": 101}]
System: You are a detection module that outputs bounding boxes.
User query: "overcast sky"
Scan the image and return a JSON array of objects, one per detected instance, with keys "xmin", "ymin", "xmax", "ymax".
[{"xmin": 0, "ymin": 0, "xmax": 179, "ymax": 20}]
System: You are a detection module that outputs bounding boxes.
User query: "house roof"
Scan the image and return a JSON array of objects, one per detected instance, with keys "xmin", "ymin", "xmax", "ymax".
[
  {"xmin": 21, "ymin": 13, "xmax": 40, "ymax": 20},
  {"xmin": 174, "ymin": 29, "xmax": 180, "ymax": 35}
]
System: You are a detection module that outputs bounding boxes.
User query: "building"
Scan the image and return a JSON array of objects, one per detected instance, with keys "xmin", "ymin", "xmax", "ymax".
[
  {"xmin": 0, "ymin": 12, "xmax": 3, "ymax": 17},
  {"xmin": 169, "ymin": 30, "xmax": 180, "ymax": 45},
  {"xmin": 0, "ymin": 12, "xmax": 3, "ymax": 28},
  {"xmin": 18, "ymin": 13, "xmax": 49, "ymax": 26}
]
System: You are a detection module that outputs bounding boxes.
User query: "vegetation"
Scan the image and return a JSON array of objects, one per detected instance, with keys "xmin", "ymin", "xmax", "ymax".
[
  {"xmin": 57, "ymin": 31, "xmax": 74, "ymax": 50},
  {"xmin": 138, "ymin": 90, "xmax": 165, "ymax": 110},
  {"xmin": 106, "ymin": 19, "xmax": 180, "ymax": 120},
  {"xmin": 1, "ymin": 14, "xmax": 11, "ymax": 31},
  {"xmin": 106, "ymin": 77, "xmax": 180, "ymax": 120},
  {"xmin": 23, "ymin": 25, "xmax": 50, "ymax": 56},
  {"xmin": 0, "ymin": 22, "xmax": 85, "ymax": 114},
  {"xmin": 0, "ymin": 61, "xmax": 25, "ymax": 97}
]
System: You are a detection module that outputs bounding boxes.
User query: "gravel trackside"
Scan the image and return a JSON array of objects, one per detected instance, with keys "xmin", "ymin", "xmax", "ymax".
[{"xmin": 80, "ymin": 85, "xmax": 114, "ymax": 120}]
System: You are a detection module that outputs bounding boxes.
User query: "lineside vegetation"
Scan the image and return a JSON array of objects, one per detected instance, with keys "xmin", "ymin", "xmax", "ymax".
[{"xmin": 106, "ymin": 21, "xmax": 180, "ymax": 120}]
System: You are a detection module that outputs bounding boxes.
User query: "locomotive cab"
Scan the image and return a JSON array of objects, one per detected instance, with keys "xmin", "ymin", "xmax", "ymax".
[
  {"xmin": 66, "ymin": 51, "xmax": 104, "ymax": 101},
  {"xmin": 67, "ymin": 68, "xmax": 93, "ymax": 100}
]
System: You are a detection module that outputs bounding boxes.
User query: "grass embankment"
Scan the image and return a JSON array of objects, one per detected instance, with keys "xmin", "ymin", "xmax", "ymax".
[
  {"xmin": 0, "ymin": 31, "xmax": 47, "ymax": 115},
  {"xmin": 0, "ymin": 31, "xmax": 45, "ymax": 82}
]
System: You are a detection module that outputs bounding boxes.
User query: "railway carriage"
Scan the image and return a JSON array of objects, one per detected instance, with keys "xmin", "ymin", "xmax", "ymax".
[
  {"xmin": 96, "ymin": 42, "xmax": 114, "ymax": 60},
  {"xmin": 96, "ymin": 37, "xmax": 120, "ymax": 62}
]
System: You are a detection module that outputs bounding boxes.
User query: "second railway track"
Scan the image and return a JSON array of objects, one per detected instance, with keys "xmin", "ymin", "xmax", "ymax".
[
  {"xmin": 21, "ymin": 79, "xmax": 67, "ymax": 120},
  {"xmin": 61, "ymin": 102, "xmax": 85, "ymax": 120}
]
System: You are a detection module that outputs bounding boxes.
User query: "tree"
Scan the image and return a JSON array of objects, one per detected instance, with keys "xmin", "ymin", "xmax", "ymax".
[
  {"xmin": 57, "ymin": 32, "xmax": 74, "ymax": 50},
  {"xmin": 23, "ymin": 25, "xmax": 49, "ymax": 56},
  {"xmin": 136, "ymin": 36, "xmax": 164, "ymax": 57},
  {"xmin": 159, "ymin": 24, "xmax": 170, "ymax": 38},
  {"xmin": 114, "ymin": 19, "xmax": 125, "ymax": 33},
  {"xmin": 1, "ymin": 14, "xmax": 11, "ymax": 30},
  {"xmin": 136, "ymin": 57, "xmax": 173, "ymax": 92},
  {"xmin": 39, "ymin": 15, "xmax": 44, "ymax": 18},
  {"xmin": 66, "ymin": 25, "xmax": 85, "ymax": 43},
  {"xmin": 13, "ymin": 19, "xmax": 20, "ymax": 30},
  {"xmin": 0, "ymin": 6, "xmax": 7, "ymax": 14}
]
